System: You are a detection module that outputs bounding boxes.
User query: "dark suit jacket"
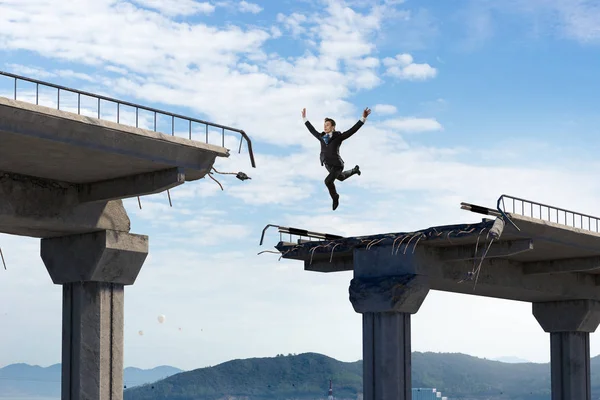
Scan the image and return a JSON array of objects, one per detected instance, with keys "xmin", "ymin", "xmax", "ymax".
[{"xmin": 304, "ymin": 120, "xmax": 364, "ymax": 167}]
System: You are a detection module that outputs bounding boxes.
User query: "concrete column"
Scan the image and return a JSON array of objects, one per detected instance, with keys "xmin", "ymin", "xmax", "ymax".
[
  {"xmin": 41, "ymin": 230, "xmax": 148, "ymax": 400},
  {"xmin": 533, "ymin": 300, "xmax": 600, "ymax": 400},
  {"xmin": 349, "ymin": 274, "xmax": 429, "ymax": 400}
]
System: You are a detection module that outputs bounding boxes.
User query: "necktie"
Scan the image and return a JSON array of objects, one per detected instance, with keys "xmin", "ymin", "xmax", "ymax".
[{"xmin": 323, "ymin": 134, "xmax": 330, "ymax": 144}]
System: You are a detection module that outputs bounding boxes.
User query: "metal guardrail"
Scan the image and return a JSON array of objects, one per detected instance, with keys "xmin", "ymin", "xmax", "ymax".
[
  {"xmin": 497, "ymin": 194, "xmax": 600, "ymax": 232},
  {"xmin": 0, "ymin": 70, "xmax": 256, "ymax": 168},
  {"xmin": 259, "ymin": 224, "xmax": 344, "ymax": 246}
]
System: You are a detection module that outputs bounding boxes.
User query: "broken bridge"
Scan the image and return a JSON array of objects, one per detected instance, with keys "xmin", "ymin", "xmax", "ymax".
[
  {"xmin": 0, "ymin": 70, "xmax": 255, "ymax": 400},
  {"xmin": 264, "ymin": 194, "xmax": 600, "ymax": 400}
]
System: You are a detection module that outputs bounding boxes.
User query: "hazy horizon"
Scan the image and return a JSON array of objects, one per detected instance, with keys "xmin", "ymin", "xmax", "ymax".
[{"xmin": 0, "ymin": 351, "xmax": 554, "ymax": 370}]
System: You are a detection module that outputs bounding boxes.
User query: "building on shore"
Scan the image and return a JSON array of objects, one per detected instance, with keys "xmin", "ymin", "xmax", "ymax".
[{"xmin": 413, "ymin": 387, "xmax": 449, "ymax": 399}]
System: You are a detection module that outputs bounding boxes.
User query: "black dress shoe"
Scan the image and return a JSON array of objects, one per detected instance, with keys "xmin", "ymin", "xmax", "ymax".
[{"xmin": 332, "ymin": 194, "xmax": 339, "ymax": 210}]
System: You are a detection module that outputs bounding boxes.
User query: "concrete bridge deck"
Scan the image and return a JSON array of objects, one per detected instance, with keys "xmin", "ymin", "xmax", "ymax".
[
  {"xmin": 0, "ymin": 95, "xmax": 227, "ymax": 186},
  {"xmin": 274, "ymin": 212, "xmax": 600, "ymax": 303},
  {"xmin": 0, "ymin": 77, "xmax": 254, "ymax": 238}
]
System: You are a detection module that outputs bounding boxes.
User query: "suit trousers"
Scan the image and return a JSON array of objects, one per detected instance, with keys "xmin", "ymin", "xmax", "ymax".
[{"xmin": 324, "ymin": 163, "xmax": 355, "ymax": 199}]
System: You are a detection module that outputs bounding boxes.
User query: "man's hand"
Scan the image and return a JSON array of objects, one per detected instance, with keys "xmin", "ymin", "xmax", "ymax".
[
  {"xmin": 302, "ymin": 108, "xmax": 306, "ymax": 119},
  {"xmin": 363, "ymin": 107, "xmax": 371, "ymax": 119}
]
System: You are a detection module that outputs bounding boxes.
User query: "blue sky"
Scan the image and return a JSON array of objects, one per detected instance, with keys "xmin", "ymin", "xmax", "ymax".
[{"xmin": 2, "ymin": 0, "xmax": 600, "ymax": 374}]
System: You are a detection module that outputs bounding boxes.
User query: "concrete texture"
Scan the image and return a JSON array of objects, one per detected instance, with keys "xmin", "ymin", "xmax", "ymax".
[
  {"xmin": 349, "ymin": 275, "xmax": 429, "ymax": 314},
  {"xmin": 363, "ymin": 312, "xmax": 412, "ymax": 400},
  {"xmin": 0, "ymin": 172, "xmax": 131, "ymax": 238},
  {"xmin": 533, "ymin": 300, "xmax": 600, "ymax": 333},
  {"xmin": 77, "ymin": 167, "xmax": 185, "ymax": 203},
  {"xmin": 549, "ymin": 332, "xmax": 591, "ymax": 400},
  {"xmin": 61, "ymin": 282, "xmax": 125, "ymax": 400},
  {"xmin": 0, "ymin": 97, "xmax": 228, "ymax": 184},
  {"xmin": 41, "ymin": 230, "xmax": 149, "ymax": 285},
  {"xmin": 532, "ymin": 301, "xmax": 600, "ymax": 400},
  {"xmin": 278, "ymin": 215, "xmax": 600, "ymax": 302}
]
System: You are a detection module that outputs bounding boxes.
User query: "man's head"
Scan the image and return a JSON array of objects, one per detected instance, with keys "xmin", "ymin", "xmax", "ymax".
[{"xmin": 324, "ymin": 117, "xmax": 336, "ymax": 133}]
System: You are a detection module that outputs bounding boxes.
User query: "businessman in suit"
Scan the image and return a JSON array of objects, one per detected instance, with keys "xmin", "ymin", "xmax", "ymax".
[{"xmin": 302, "ymin": 106, "xmax": 371, "ymax": 210}]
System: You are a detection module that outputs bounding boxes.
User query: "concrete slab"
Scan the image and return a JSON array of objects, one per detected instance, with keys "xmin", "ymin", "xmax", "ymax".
[
  {"xmin": 277, "ymin": 213, "xmax": 600, "ymax": 268},
  {"xmin": 0, "ymin": 97, "xmax": 229, "ymax": 184},
  {"xmin": 273, "ymin": 212, "xmax": 600, "ymax": 302}
]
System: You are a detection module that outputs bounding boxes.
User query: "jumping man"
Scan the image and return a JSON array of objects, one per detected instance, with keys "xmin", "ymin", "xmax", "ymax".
[{"xmin": 302, "ymin": 106, "xmax": 371, "ymax": 210}]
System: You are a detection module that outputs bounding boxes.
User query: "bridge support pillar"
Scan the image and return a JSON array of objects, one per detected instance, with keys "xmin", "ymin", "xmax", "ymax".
[
  {"xmin": 533, "ymin": 300, "xmax": 600, "ymax": 400},
  {"xmin": 349, "ymin": 246, "xmax": 430, "ymax": 400},
  {"xmin": 41, "ymin": 230, "xmax": 148, "ymax": 400}
]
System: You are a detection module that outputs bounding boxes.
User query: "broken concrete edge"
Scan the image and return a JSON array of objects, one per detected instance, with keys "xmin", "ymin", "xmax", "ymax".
[
  {"xmin": 275, "ymin": 218, "xmax": 497, "ymax": 261},
  {"xmin": 274, "ymin": 210, "xmax": 600, "ymax": 263},
  {"xmin": 0, "ymin": 97, "xmax": 230, "ymax": 158},
  {"xmin": 349, "ymin": 275, "xmax": 430, "ymax": 314}
]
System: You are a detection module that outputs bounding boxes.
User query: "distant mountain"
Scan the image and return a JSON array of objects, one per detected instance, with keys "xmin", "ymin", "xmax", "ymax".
[
  {"xmin": 123, "ymin": 352, "xmax": 600, "ymax": 400},
  {"xmin": 124, "ymin": 366, "xmax": 184, "ymax": 388},
  {"xmin": 0, "ymin": 363, "xmax": 182, "ymax": 398},
  {"xmin": 493, "ymin": 356, "xmax": 531, "ymax": 364},
  {"xmin": 124, "ymin": 352, "xmax": 362, "ymax": 400},
  {"xmin": 8, "ymin": 352, "xmax": 600, "ymax": 400}
]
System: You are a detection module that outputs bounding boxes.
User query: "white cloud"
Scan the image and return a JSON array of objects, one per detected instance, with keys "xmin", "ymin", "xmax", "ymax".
[
  {"xmin": 373, "ymin": 103, "xmax": 397, "ymax": 115},
  {"xmin": 239, "ymin": 1, "xmax": 262, "ymax": 14},
  {"xmin": 0, "ymin": 0, "xmax": 396, "ymax": 151},
  {"xmin": 474, "ymin": 0, "xmax": 600, "ymax": 45},
  {"xmin": 0, "ymin": 1, "xmax": 271, "ymax": 72},
  {"xmin": 383, "ymin": 53, "xmax": 437, "ymax": 80},
  {"xmin": 276, "ymin": 12, "xmax": 308, "ymax": 37},
  {"xmin": 379, "ymin": 116, "xmax": 442, "ymax": 132},
  {"xmin": 130, "ymin": 0, "xmax": 216, "ymax": 16}
]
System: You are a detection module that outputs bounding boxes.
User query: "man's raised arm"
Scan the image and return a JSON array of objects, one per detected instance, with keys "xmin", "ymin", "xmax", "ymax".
[
  {"xmin": 302, "ymin": 107, "xmax": 321, "ymax": 139},
  {"xmin": 339, "ymin": 107, "xmax": 371, "ymax": 141}
]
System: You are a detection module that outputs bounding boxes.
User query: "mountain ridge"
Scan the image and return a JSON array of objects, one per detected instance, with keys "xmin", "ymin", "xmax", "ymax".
[
  {"xmin": 0, "ymin": 363, "xmax": 183, "ymax": 398},
  {"xmin": 5, "ymin": 352, "xmax": 600, "ymax": 400}
]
